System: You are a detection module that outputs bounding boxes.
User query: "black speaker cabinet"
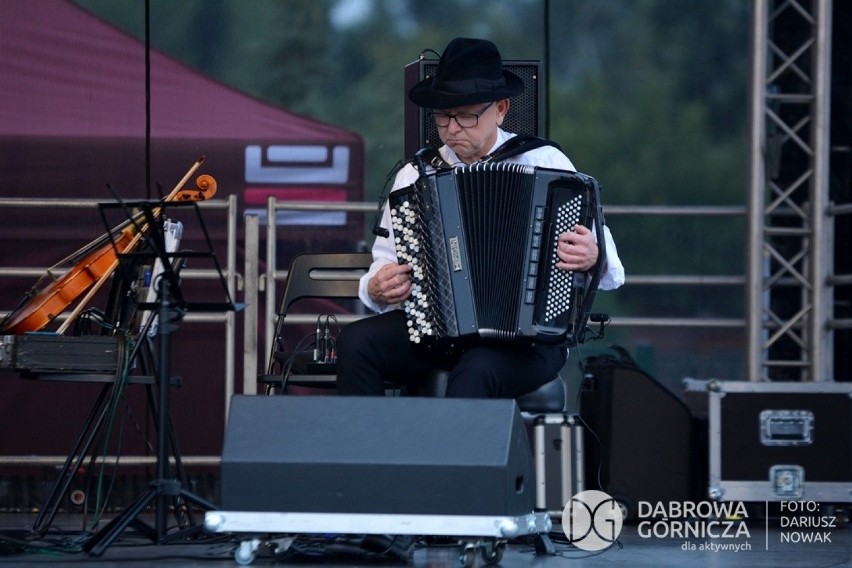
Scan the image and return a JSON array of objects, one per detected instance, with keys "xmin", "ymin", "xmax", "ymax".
[
  {"xmin": 220, "ymin": 395, "xmax": 535, "ymax": 517},
  {"xmin": 580, "ymin": 360, "xmax": 697, "ymax": 517},
  {"xmin": 403, "ymin": 59, "xmax": 544, "ymax": 158}
]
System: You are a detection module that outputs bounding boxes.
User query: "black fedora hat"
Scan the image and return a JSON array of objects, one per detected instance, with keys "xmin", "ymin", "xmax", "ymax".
[{"xmin": 408, "ymin": 37, "xmax": 524, "ymax": 109}]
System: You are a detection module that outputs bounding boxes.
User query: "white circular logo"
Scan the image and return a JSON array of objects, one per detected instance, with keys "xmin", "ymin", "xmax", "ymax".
[{"xmin": 562, "ymin": 490, "xmax": 624, "ymax": 551}]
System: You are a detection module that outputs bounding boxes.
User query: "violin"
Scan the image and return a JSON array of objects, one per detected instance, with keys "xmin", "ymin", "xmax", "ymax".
[{"xmin": 0, "ymin": 158, "xmax": 217, "ymax": 335}]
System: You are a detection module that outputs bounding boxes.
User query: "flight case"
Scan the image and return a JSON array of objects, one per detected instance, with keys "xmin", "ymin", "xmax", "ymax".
[{"xmin": 706, "ymin": 380, "xmax": 852, "ymax": 503}]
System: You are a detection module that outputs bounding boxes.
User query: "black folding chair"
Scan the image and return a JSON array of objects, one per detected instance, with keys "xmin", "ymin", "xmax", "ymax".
[{"xmin": 260, "ymin": 252, "xmax": 372, "ymax": 393}]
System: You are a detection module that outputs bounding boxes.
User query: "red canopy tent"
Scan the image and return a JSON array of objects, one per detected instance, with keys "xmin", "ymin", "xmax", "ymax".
[
  {"xmin": 0, "ymin": 0, "xmax": 364, "ymax": 470},
  {"xmin": 0, "ymin": 0, "xmax": 364, "ymax": 218}
]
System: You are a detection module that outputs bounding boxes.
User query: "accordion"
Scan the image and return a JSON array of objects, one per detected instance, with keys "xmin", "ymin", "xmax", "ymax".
[{"xmin": 389, "ymin": 162, "xmax": 605, "ymax": 347}]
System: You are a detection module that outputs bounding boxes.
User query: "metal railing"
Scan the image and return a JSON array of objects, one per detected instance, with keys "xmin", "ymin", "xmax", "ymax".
[
  {"xmin": 242, "ymin": 199, "xmax": 759, "ymax": 386},
  {"xmin": 4, "ymin": 193, "xmax": 846, "ymax": 467},
  {"xmin": 0, "ymin": 195, "xmax": 238, "ymax": 468}
]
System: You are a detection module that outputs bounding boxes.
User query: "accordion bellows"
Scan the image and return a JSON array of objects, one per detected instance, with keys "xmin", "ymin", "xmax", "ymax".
[{"xmin": 389, "ymin": 163, "xmax": 604, "ymax": 347}]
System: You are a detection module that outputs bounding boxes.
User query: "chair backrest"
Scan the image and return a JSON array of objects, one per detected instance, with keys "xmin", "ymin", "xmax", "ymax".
[
  {"xmin": 264, "ymin": 252, "xmax": 373, "ymax": 387},
  {"xmin": 277, "ymin": 252, "xmax": 373, "ymax": 316}
]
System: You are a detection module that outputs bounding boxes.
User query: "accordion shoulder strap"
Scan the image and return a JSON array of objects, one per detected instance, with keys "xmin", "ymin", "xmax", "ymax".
[
  {"xmin": 415, "ymin": 147, "xmax": 453, "ymax": 171},
  {"xmin": 416, "ymin": 135, "xmax": 563, "ymax": 172},
  {"xmin": 482, "ymin": 135, "xmax": 563, "ymax": 163}
]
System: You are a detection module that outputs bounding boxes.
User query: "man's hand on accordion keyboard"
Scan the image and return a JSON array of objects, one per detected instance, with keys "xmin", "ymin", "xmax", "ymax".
[
  {"xmin": 556, "ymin": 225, "xmax": 599, "ymax": 272},
  {"xmin": 368, "ymin": 263, "xmax": 413, "ymax": 306}
]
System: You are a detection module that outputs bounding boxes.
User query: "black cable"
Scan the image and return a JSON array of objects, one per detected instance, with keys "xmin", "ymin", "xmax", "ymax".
[
  {"xmin": 277, "ymin": 332, "xmax": 319, "ymax": 393},
  {"xmin": 571, "ymin": 341, "xmax": 606, "ymax": 494},
  {"xmin": 370, "ymin": 159, "xmax": 407, "ymax": 238},
  {"xmin": 85, "ymin": 332, "xmax": 134, "ymax": 535},
  {"xmin": 144, "ymin": 0, "xmax": 151, "ymax": 199}
]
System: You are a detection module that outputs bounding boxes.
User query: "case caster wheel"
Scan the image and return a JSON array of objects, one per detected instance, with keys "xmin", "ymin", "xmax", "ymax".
[
  {"xmin": 457, "ymin": 543, "xmax": 476, "ymax": 568},
  {"xmin": 480, "ymin": 541, "xmax": 505, "ymax": 565},
  {"xmin": 234, "ymin": 538, "xmax": 260, "ymax": 565}
]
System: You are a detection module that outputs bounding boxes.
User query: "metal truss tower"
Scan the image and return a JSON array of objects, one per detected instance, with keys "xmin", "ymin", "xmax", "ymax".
[{"xmin": 746, "ymin": 0, "xmax": 834, "ymax": 381}]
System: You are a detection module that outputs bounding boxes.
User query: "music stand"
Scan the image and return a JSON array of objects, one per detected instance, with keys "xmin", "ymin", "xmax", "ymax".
[{"xmin": 83, "ymin": 199, "xmax": 237, "ymax": 557}]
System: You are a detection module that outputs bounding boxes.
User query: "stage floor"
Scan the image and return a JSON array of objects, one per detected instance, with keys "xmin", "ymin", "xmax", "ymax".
[{"xmin": 0, "ymin": 512, "xmax": 849, "ymax": 567}]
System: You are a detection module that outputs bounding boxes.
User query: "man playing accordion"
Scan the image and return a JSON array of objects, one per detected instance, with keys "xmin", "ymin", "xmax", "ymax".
[{"xmin": 337, "ymin": 37, "xmax": 624, "ymax": 399}]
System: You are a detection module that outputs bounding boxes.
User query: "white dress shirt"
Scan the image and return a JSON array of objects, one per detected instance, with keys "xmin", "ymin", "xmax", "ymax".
[{"xmin": 360, "ymin": 129, "xmax": 625, "ymax": 313}]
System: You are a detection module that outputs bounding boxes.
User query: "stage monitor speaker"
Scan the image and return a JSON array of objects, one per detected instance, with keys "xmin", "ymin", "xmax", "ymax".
[
  {"xmin": 220, "ymin": 395, "xmax": 535, "ymax": 517},
  {"xmin": 580, "ymin": 359, "xmax": 697, "ymax": 518},
  {"xmin": 403, "ymin": 59, "xmax": 544, "ymax": 159}
]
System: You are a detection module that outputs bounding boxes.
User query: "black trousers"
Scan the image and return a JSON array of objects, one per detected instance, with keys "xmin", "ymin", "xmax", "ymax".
[{"xmin": 336, "ymin": 310, "xmax": 567, "ymax": 398}]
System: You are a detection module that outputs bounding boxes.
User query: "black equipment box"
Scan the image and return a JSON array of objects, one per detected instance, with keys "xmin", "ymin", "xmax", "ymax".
[
  {"xmin": 0, "ymin": 334, "xmax": 120, "ymax": 374},
  {"xmin": 580, "ymin": 348, "xmax": 699, "ymax": 517},
  {"xmin": 706, "ymin": 380, "xmax": 852, "ymax": 502}
]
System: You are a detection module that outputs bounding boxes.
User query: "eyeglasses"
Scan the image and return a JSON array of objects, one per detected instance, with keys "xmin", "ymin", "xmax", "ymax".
[{"xmin": 430, "ymin": 101, "xmax": 495, "ymax": 128}]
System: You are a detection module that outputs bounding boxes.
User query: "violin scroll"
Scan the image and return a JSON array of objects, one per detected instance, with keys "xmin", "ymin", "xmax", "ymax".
[{"xmin": 175, "ymin": 174, "xmax": 217, "ymax": 202}]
